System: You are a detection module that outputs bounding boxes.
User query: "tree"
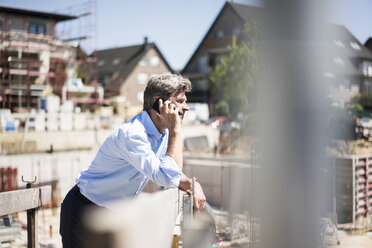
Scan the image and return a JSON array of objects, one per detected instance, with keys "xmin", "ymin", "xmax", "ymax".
[{"xmin": 210, "ymin": 22, "xmax": 259, "ymax": 119}]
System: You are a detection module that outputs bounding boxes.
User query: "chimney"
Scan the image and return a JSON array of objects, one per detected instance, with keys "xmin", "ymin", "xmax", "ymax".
[{"xmin": 143, "ymin": 36, "xmax": 149, "ymax": 51}]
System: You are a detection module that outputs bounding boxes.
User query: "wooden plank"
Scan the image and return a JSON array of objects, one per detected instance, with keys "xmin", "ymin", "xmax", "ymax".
[{"xmin": 0, "ymin": 186, "xmax": 51, "ymax": 216}]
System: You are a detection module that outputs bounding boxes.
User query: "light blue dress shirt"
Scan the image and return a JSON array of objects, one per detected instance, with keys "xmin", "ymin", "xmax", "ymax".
[{"xmin": 76, "ymin": 111, "xmax": 181, "ymax": 208}]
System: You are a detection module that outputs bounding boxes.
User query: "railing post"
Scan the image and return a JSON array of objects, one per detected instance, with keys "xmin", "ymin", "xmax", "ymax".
[{"xmin": 22, "ymin": 176, "xmax": 37, "ymax": 248}]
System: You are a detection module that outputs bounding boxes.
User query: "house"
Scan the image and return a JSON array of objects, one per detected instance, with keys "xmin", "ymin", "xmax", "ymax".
[
  {"xmin": 326, "ymin": 25, "xmax": 372, "ymax": 108},
  {"xmin": 181, "ymin": 2, "xmax": 261, "ymax": 108},
  {"xmin": 181, "ymin": 1, "xmax": 372, "ymax": 111},
  {"xmin": 97, "ymin": 38, "xmax": 172, "ymax": 111},
  {"xmin": 0, "ymin": 5, "xmax": 80, "ymax": 111},
  {"xmin": 363, "ymin": 37, "xmax": 372, "ymax": 89}
]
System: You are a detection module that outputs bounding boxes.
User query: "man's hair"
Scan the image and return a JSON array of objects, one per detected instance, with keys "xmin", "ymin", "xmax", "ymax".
[{"xmin": 143, "ymin": 73, "xmax": 192, "ymax": 111}]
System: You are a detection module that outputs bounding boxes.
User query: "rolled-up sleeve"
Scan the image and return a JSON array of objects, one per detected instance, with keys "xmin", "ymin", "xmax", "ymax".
[{"xmin": 119, "ymin": 131, "xmax": 181, "ymax": 188}]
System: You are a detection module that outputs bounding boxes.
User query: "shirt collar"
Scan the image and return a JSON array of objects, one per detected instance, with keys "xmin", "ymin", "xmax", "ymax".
[{"xmin": 142, "ymin": 111, "xmax": 166, "ymax": 140}]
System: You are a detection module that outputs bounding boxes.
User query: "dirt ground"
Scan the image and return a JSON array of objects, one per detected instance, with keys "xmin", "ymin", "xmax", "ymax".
[
  {"xmin": 3, "ymin": 207, "xmax": 372, "ymax": 248},
  {"xmin": 327, "ymin": 139, "xmax": 372, "ymax": 156},
  {"xmin": 331, "ymin": 230, "xmax": 372, "ymax": 248},
  {"xmin": 3, "ymin": 208, "xmax": 62, "ymax": 248}
]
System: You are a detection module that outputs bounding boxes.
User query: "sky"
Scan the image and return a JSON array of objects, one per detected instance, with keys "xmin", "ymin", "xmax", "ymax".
[{"xmin": 0, "ymin": 0, "xmax": 371, "ymax": 70}]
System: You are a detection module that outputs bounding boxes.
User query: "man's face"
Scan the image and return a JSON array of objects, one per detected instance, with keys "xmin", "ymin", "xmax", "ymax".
[{"xmin": 169, "ymin": 91, "xmax": 189, "ymax": 120}]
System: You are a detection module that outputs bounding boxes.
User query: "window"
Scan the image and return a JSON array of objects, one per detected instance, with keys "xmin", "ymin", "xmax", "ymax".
[
  {"xmin": 192, "ymin": 79, "xmax": 208, "ymax": 91},
  {"xmin": 99, "ymin": 73, "xmax": 111, "ymax": 86},
  {"xmin": 29, "ymin": 23, "xmax": 37, "ymax": 34},
  {"xmin": 112, "ymin": 58, "xmax": 121, "ymax": 65},
  {"xmin": 208, "ymin": 54, "xmax": 216, "ymax": 67},
  {"xmin": 150, "ymin": 56, "xmax": 160, "ymax": 66},
  {"xmin": 112, "ymin": 71, "xmax": 119, "ymax": 80},
  {"xmin": 217, "ymin": 30, "xmax": 224, "ymax": 38},
  {"xmin": 344, "ymin": 79, "xmax": 351, "ymax": 91},
  {"xmin": 137, "ymin": 91, "xmax": 144, "ymax": 102},
  {"xmin": 216, "ymin": 55, "xmax": 224, "ymax": 65},
  {"xmin": 350, "ymin": 42, "xmax": 361, "ymax": 51},
  {"xmin": 137, "ymin": 73, "xmax": 148, "ymax": 84},
  {"xmin": 29, "ymin": 22, "xmax": 46, "ymax": 35},
  {"xmin": 333, "ymin": 40, "xmax": 344, "ymax": 48},
  {"xmin": 98, "ymin": 60, "xmax": 105, "ymax": 67},
  {"xmin": 324, "ymin": 72, "xmax": 335, "ymax": 78},
  {"xmin": 333, "ymin": 56, "xmax": 344, "ymax": 66},
  {"xmin": 364, "ymin": 80, "xmax": 371, "ymax": 94},
  {"xmin": 139, "ymin": 55, "xmax": 147, "ymax": 66},
  {"xmin": 38, "ymin": 24, "xmax": 45, "ymax": 35},
  {"xmin": 232, "ymin": 28, "xmax": 240, "ymax": 37},
  {"xmin": 198, "ymin": 55, "xmax": 208, "ymax": 73},
  {"xmin": 363, "ymin": 61, "xmax": 372, "ymax": 77}
]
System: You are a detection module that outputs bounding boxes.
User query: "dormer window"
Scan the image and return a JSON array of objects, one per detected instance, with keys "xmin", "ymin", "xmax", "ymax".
[
  {"xmin": 112, "ymin": 58, "xmax": 121, "ymax": 65},
  {"xmin": 98, "ymin": 60, "xmax": 105, "ymax": 67},
  {"xmin": 333, "ymin": 56, "xmax": 344, "ymax": 66},
  {"xmin": 333, "ymin": 40, "xmax": 344, "ymax": 48},
  {"xmin": 350, "ymin": 42, "xmax": 361, "ymax": 51}
]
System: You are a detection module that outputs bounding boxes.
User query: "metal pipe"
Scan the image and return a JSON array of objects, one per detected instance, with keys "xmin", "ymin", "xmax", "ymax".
[{"xmin": 22, "ymin": 176, "xmax": 37, "ymax": 248}]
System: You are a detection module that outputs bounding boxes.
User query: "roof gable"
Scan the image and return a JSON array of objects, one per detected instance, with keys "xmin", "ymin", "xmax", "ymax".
[
  {"xmin": 329, "ymin": 24, "xmax": 372, "ymax": 60},
  {"xmin": 365, "ymin": 37, "xmax": 372, "ymax": 52},
  {"xmin": 97, "ymin": 42, "xmax": 172, "ymax": 87},
  {"xmin": 181, "ymin": 2, "xmax": 262, "ymax": 74},
  {"xmin": 325, "ymin": 24, "xmax": 372, "ymax": 76},
  {"xmin": 0, "ymin": 5, "xmax": 77, "ymax": 22},
  {"xmin": 229, "ymin": 2, "xmax": 262, "ymax": 23}
]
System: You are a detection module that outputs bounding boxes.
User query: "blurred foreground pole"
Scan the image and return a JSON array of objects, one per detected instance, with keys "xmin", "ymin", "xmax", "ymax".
[{"xmin": 257, "ymin": 0, "xmax": 329, "ymax": 248}]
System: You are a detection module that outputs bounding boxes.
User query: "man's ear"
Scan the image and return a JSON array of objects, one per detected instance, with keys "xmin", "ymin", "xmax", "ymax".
[{"xmin": 153, "ymin": 96, "xmax": 160, "ymax": 104}]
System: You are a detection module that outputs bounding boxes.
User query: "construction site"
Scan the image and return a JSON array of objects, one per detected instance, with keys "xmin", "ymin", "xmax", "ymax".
[
  {"xmin": 0, "ymin": 1, "xmax": 102, "ymax": 113},
  {"xmin": 0, "ymin": 1, "xmax": 371, "ymax": 248}
]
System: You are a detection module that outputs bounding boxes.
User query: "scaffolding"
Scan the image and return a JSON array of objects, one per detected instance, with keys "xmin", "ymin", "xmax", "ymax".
[
  {"xmin": 55, "ymin": 0, "xmax": 101, "ymax": 111},
  {"xmin": 0, "ymin": 1, "xmax": 99, "ymax": 112}
]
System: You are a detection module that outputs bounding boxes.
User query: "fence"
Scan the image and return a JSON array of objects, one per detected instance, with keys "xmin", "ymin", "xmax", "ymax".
[{"xmin": 0, "ymin": 182, "xmax": 51, "ymax": 248}]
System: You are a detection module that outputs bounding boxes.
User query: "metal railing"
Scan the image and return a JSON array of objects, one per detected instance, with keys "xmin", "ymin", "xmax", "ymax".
[{"xmin": 0, "ymin": 178, "xmax": 51, "ymax": 248}]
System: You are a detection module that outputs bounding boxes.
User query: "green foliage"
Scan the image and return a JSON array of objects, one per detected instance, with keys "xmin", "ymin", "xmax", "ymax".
[
  {"xmin": 75, "ymin": 92, "xmax": 87, "ymax": 98},
  {"xmin": 215, "ymin": 100, "xmax": 229, "ymax": 116},
  {"xmin": 76, "ymin": 65, "xmax": 86, "ymax": 80},
  {"xmin": 349, "ymin": 93, "xmax": 372, "ymax": 111},
  {"xmin": 348, "ymin": 103, "xmax": 363, "ymax": 112},
  {"xmin": 210, "ymin": 22, "xmax": 259, "ymax": 118}
]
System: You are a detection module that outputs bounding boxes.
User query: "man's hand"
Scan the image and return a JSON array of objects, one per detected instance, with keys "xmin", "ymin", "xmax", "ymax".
[
  {"xmin": 193, "ymin": 181, "xmax": 206, "ymax": 210},
  {"xmin": 179, "ymin": 174, "xmax": 206, "ymax": 210},
  {"xmin": 158, "ymin": 99, "xmax": 181, "ymax": 134}
]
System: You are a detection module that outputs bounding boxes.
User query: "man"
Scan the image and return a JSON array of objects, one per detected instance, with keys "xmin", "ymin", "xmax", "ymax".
[{"xmin": 60, "ymin": 73, "xmax": 206, "ymax": 247}]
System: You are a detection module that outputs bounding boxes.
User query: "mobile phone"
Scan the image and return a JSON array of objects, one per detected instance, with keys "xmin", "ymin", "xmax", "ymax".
[{"xmin": 152, "ymin": 98, "xmax": 164, "ymax": 114}]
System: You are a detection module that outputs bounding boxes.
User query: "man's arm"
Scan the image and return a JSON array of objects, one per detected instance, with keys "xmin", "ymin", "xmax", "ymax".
[
  {"xmin": 166, "ymin": 128, "xmax": 183, "ymax": 170},
  {"xmin": 160, "ymin": 100, "xmax": 206, "ymax": 209}
]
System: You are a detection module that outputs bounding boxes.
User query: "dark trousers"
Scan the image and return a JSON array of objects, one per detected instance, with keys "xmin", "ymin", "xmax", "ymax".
[{"xmin": 60, "ymin": 185, "xmax": 102, "ymax": 248}]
